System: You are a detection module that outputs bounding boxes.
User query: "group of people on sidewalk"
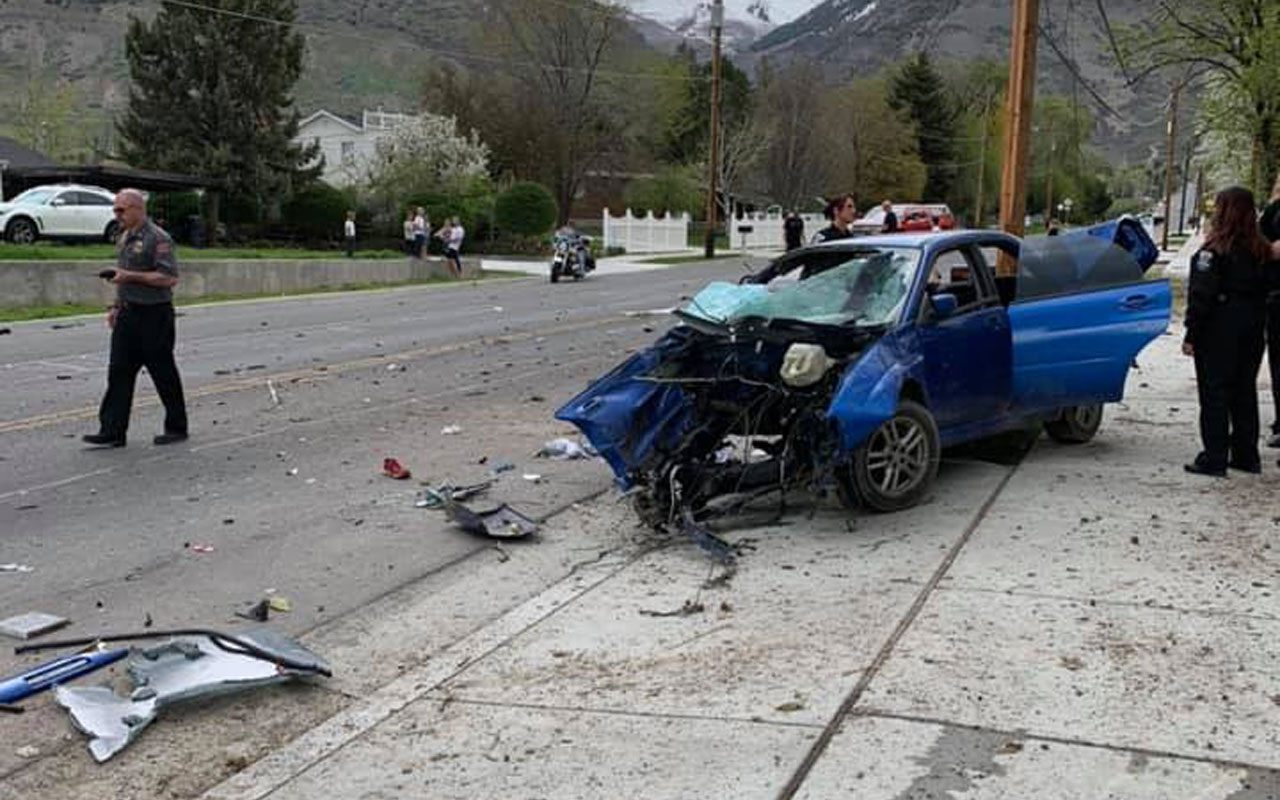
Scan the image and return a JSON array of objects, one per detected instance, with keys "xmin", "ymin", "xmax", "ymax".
[
  {"xmin": 1183, "ymin": 183, "xmax": 1280, "ymax": 477},
  {"xmin": 401, "ymin": 208, "xmax": 465, "ymax": 279},
  {"xmin": 340, "ymin": 208, "xmax": 466, "ymax": 279},
  {"xmin": 781, "ymin": 197, "xmax": 902, "ymax": 251}
]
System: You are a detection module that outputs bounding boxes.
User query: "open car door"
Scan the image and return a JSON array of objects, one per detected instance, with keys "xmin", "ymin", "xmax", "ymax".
[{"xmin": 1006, "ymin": 220, "xmax": 1170, "ymax": 413}]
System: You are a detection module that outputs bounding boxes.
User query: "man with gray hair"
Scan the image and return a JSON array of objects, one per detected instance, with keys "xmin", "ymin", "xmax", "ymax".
[{"xmin": 83, "ymin": 188, "xmax": 189, "ymax": 447}]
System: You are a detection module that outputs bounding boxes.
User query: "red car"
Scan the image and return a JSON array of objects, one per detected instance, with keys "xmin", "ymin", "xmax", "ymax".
[{"xmin": 853, "ymin": 204, "xmax": 957, "ymax": 234}]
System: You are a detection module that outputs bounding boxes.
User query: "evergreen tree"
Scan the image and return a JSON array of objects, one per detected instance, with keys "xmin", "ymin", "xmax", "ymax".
[
  {"xmin": 888, "ymin": 53, "xmax": 958, "ymax": 202},
  {"xmin": 120, "ymin": 0, "xmax": 319, "ymax": 243},
  {"xmin": 661, "ymin": 56, "xmax": 753, "ymax": 165}
]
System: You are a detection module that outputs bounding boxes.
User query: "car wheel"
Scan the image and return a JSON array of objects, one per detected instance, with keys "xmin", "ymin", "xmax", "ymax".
[
  {"xmin": 6, "ymin": 218, "xmax": 37, "ymax": 244},
  {"xmin": 1044, "ymin": 404, "xmax": 1103, "ymax": 444},
  {"xmin": 104, "ymin": 221, "xmax": 120, "ymax": 243},
  {"xmin": 838, "ymin": 400, "xmax": 940, "ymax": 512}
]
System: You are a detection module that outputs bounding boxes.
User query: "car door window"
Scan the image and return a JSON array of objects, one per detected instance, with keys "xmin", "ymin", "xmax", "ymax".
[
  {"xmin": 924, "ymin": 248, "xmax": 985, "ymax": 313},
  {"xmin": 75, "ymin": 192, "xmax": 112, "ymax": 206}
]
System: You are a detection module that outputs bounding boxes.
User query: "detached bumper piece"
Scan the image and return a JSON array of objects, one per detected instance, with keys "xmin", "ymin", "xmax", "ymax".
[{"xmin": 54, "ymin": 629, "xmax": 329, "ymax": 762}]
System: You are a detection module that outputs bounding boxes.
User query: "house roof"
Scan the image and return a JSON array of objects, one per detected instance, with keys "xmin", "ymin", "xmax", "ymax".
[
  {"xmin": 0, "ymin": 136, "xmax": 55, "ymax": 169},
  {"xmin": 298, "ymin": 110, "xmax": 363, "ymax": 133}
]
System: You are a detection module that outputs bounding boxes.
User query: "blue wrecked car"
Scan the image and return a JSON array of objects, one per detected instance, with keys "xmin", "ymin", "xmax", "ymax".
[{"xmin": 557, "ymin": 218, "xmax": 1170, "ymax": 528}]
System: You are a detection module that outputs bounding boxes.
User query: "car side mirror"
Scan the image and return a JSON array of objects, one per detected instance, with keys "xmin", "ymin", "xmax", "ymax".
[
  {"xmin": 929, "ymin": 293, "xmax": 958, "ymax": 320},
  {"xmin": 50, "ymin": 198, "xmax": 66, "ymax": 206}
]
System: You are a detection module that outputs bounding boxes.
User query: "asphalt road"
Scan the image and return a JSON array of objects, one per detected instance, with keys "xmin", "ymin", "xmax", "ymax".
[{"xmin": 0, "ymin": 258, "xmax": 759, "ymax": 676}]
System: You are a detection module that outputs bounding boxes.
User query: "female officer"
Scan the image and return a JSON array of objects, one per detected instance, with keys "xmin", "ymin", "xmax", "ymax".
[
  {"xmin": 1183, "ymin": 186, "xmax": 1272, "ymax": 476},
  {"xmin": 811, "ymin": 194, "xmax": 857, "ymax": 243},
  {"xmin": 1258, "ymin": 175, "xmax": 1280, "ymax": 447}
]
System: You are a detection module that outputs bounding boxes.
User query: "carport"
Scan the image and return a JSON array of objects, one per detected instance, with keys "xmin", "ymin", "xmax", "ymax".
[{"xmin": 0, "ymin": 164, "xmax": 218, "ymax": 200}]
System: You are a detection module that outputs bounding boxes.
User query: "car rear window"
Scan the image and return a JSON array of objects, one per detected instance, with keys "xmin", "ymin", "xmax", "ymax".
[{"xmin": 1014, "ymin": 234, "xmax": 1145, "ymax": 301}]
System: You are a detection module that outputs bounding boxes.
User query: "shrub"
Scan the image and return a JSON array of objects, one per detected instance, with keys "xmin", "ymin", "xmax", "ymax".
[
  {"xmin": 624, "ymin": 166, "xmax": 702, "ymax": 219},
  {"xmin": 281, "ymin": 183, "xmax": 355, "ymax": 241},
  {"xmin": 494, "ymin": 182, "xmax": 558, "ymax": 237}
]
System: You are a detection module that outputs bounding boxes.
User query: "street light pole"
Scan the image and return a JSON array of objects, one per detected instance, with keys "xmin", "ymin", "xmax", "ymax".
[{"xmin": 703, "ymin": 0, "xmax": 724, "ymax": 259}]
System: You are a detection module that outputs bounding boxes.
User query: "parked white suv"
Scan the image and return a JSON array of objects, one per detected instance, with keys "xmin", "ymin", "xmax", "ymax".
[{"xmin": 0, "ymin": 185, "xmax": 119, "ymax": 244}]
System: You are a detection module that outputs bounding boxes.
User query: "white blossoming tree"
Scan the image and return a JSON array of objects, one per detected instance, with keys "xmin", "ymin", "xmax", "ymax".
[{"xmin": 365, "ymin": 113, "xmax": 491, "ymax": 209}]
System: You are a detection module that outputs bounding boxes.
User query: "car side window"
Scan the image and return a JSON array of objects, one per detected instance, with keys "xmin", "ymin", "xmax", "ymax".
[
  {"xmin": 51, "ymin": 191, "xmax": 75, "ymax": 207},
  {"xmin": 76, "ymin": 192, "xmax": 112, "ymax": 206},
  {"xmin": 924, "ymin": 248, "xmax": 984, "ymax": 312}
]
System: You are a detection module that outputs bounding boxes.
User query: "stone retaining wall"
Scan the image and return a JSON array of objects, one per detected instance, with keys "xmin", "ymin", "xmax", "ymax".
[{"xmin": 0, "ymin": 257, "xmax": 482, "ymax": 308}]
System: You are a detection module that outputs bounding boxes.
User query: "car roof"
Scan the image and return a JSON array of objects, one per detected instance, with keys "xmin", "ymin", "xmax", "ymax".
[
  {"xmin": 21, "ymin": 184, "xmax": 113, "ymax": 195},
  {"xmin": 808, "ymin": 229, "xmax": 1021, "ymax": 251}
]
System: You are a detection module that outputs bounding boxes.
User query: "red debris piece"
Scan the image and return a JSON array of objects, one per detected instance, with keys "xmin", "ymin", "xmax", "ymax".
[{"xmin": 382, "ymin": 458, "xmax": 411, "ymax": 480}]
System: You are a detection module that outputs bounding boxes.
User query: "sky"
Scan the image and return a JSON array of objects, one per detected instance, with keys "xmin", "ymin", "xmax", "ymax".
[{"xmin": 626, "ymin": 0, "xmax": 822, "ymax": 25}]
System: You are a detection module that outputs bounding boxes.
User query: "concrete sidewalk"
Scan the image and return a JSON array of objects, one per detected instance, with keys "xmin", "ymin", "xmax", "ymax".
[{"xmin": 174, "ymin": 316, "xmax": 1280, "ymax": 796}]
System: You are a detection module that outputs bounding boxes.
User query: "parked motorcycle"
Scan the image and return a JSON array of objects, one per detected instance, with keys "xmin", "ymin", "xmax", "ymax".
[{"xmin": 550, "ymin": 232, "xmax": 595, "ymax": 283}]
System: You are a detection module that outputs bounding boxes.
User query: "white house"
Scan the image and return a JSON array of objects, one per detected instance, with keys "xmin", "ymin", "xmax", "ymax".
[{"xmin": 295, "ymin": 109, "xmax": 416, "ymax": 188}]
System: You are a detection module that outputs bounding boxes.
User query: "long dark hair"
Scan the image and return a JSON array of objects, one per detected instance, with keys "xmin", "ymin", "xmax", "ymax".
[
  {"xmin": 823, "ymin": 193, "xmax": 855, "ymax": 221},
  {"xmin": 1205, "ymin": 186, "xmax": 1270, "ymax": 262}
]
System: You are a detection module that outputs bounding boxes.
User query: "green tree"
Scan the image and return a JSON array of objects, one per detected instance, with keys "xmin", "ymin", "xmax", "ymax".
[
  {"xmin": 494, "ymin": 182, "xmax": 558, "ymax": 237},
  {"xmin": 1119, "ymin": 0, "xmax": 1280, "ymax": 194},
  {"xmin": 119, "ymin": 0, "xmax": 320, "ymax": 244},
  {"xmin": 625, "ymin": 165, "xmax": 703, "ymax": 218},
  {"xmin": 661, "ymin": 56, "xmax": 753, "ymax": 165},
  {"xmin": 888, "ymin": 53, "xmax": 959, "ymax": 202},
  {"xmin": 820, "ymin": 78, "xmax": 927, "ymax": 205}
]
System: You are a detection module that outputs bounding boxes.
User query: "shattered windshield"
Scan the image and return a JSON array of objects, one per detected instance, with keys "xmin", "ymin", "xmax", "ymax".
[{"xmin": 681, "ymin": 248, "xmax": 919, "ymax": 328}]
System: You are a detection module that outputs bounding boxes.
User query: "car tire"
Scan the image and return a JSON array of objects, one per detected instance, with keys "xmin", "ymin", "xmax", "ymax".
[
  {"xmin": 104, "ymin": 221, "xmax": 120, "ymax": 243},
  {"xmin": 6, "ymin": 217, "xmax": 37, "ymax": 245},
  {"xmin": 838, "ymin": 399, "xmax": 940, "ymax": 512},
  {"xmin": 1044, "ymin": 404, "xmax": 1103, "ymax": 444}
]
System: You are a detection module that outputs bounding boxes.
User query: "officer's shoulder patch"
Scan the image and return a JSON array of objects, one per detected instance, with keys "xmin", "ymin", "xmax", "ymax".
[{"xmin": 1193, "ymin": 250, "xmax": 1216, "ymax": 272}]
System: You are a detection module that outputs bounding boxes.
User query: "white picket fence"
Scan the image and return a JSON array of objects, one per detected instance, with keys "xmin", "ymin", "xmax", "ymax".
[
  {"xmin": 728, "ymin": 211, "xmax": 827, "ymax": 249},
  {"xmin": 602, "ymin": 208, "xmax": 690, "ymax": 254}
]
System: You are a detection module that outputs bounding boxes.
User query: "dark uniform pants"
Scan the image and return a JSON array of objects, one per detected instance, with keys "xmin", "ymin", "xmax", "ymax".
[
  {"xmin": 1267, "ymin": 298, "xmax": 1280, "ymax": 433},
  {"xmin": 98, "ymin": 303, "xmax": 188, "ymax": 438},
  {"xmin": 1194, "ymin": 299, "xmax": 1265, "ymax": 468}
]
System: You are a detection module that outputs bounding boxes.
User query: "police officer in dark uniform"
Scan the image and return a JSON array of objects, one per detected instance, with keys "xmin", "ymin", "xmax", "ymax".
[
  {"xmin": 1258, "ymin": 175, "xmax": 1280, "ymax": 447},
  {"xmin": 1182, "ymin": 186, "xmax": 1271, "ymax": 476},
  {"xmin": 812, "ymin": 194, "xmax": 857, "ymax": 244},
  {"xmin": 83, "ymin": 189, "xmax": 189, "ymax": 448}
]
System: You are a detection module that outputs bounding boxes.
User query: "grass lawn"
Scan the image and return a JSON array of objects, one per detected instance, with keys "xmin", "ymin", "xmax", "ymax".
[
  {"xmin": 0, "ymin": 243, "xmax": 405, "ymax": 261},
  {"xmin": 0, "ymin": 270, "xmax": 529, "ymax": 323}
]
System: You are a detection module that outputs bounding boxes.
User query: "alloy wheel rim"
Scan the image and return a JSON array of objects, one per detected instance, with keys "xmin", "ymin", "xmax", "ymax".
[
  {"xmin": 1073, "ymin": 405, "xmax": 1101, "ymax": 429},
  {"xmin": 865, "ymin": 416, "xmax": 930, "ymax": 497},
  {"xmin": 12, "ymin": 223, "xmax": 34, "ymax": 244}
]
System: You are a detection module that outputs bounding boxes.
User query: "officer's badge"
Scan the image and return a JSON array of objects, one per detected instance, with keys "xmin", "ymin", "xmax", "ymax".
[
  {"xmin": 132, "ymin": 241, "xmax": 144, "ymax": 255},
  {"xmin": 1193, "ymin": 251, "xmax": 1215, "ymax": 272}
]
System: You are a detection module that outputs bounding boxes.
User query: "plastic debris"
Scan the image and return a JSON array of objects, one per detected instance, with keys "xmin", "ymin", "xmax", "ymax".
[
  {"xmin": 535, "ymin": 438, "xmax": 588, "ymax": 460},
  {"xmin": 0, "ymin": 612, "xmax": 70, "ymax": 641},
  {"xmin": 189, "ymin": 543, "xmax": 215, "ymax": 554},
  {"xmin": 382, "ymin": 458, "xmax": 411, "ymax": 480},
  {"xmin": 440, "ymin": 425, "xmax": 463, "ymax": 436},
  {"xmin": 522, "ymin": 474, "xmax": 543, "ymax": 483},
  {"xmin": 267, "ymin": 380, "xmax": 281, "ymax": 407},
  {"xmin": 415, "ymin": 481, "xmax": 492, "ymax": 509},
  {"xmin": 0, "ymin": 647, "xmax": 129, "ymax": 704},
  {"xmin": 444, "ymin": 500, "xmax": 538, "ymax": 539},
  {"xmin": 266, "ymin": 596, "xmax": 292, "ymax": 613},
  {"xmin": 54, "ymin": 629, "xmax": 329, "ymax": 762},
  {"xmin": 15, "ymin": 746, "xmax": 38, "ymax": 759},
  {"xmin": 0, "ymin": 564, "xmax": 34, "ymax": 574},
  {"xmin": 487, "ymin": 461, "xmax": 516, "ymax": 477}
]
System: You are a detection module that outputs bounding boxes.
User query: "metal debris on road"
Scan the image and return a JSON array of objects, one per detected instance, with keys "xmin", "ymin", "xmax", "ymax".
[
  {"xmin": 0, "ymin": 612, "xmax": 70, "ymax": 641},
  {"xmin": 535, "ymin": 438, "xmax": 589, "ymax": 460},
  {"xmin": 267, "ymin": 379, "xmax": 281, "ymax": 407},
  {"xmin": 51, "ymin": 629, "xmax": 330, "ymax": 762},
  {"xmin": 444, "ymin": 500, "xmax": 538, "ymax": 539},
  {"xmin": 522, "ymin": 473, "xmax": 543, "ymax": 483},
  {"xmin": 487, "ymin": 461, "xmax": 516, "ymax": 477},
  {"xmin": 0, "ymin": 564, "xmax": 34, "ymax": 574},
  {"xmin": 415, "ymin": 481, "xmax": 492, "ymax": 509},
  {"xmin": 236, "ymin": 600, "xmax": 270, "ymax": 622}
]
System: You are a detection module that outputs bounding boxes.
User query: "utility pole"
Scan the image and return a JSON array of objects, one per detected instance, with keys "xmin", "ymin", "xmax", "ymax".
[
  {"xmin": 1194, "ymin": 166, "xmax": 1205, "ymax": 232},
  {"xmin": 973, "ymin": 92, "xmax": 993, "ymax": 229},
  {"xmin": 703, "ymin": 0, "xmax": 724, "ymax": 259},
  {"xmin": 997, "ymin": 0, "xmax": 1040, "ymax": 277},
  {"xmin": 1161, "ymin": 79, "xmax": 1181, "ymax": 252},
  {"xmin": 1043, "ymin": 116, "xmax": 1056, "ymax": 225},
  {"xmin": 1178, "ymin": 132, "xmax": 1196, "ymax": 236}
]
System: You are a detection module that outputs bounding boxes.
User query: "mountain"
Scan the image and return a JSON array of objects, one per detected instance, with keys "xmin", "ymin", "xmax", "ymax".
[{"xmin": 749, "ymin": 0, "xmax": 1164, "ymax": 161}]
